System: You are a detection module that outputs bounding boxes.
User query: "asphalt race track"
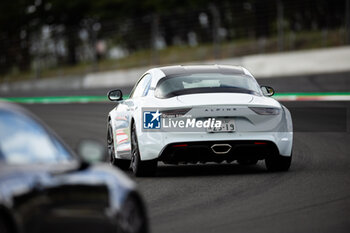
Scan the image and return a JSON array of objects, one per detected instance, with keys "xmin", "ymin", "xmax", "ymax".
[{"xmin": 15, "ymin": 73, "xmax": 350, "ymax": 233}]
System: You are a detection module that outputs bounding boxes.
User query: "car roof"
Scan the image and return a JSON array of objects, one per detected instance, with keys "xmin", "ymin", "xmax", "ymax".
[
  {"xmin": 158, "ymin": 65, "xmax": 246, "ymax": 76},
  {"xmin": 144, "ymin": 65, "xmax": 254, "ymax": 87}
]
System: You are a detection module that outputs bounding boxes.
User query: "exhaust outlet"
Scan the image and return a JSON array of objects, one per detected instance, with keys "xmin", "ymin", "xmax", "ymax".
[{"xmin": 211, "ymin": 144, "xmax": 232, "ymax": 154}]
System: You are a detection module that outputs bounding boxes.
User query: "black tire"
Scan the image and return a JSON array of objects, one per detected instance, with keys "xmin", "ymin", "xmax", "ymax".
[
  {"xmin": 107, "ymin": 122, "xmax": 130, "ymax": 170},
  {"xmin": 0, "ymin": 218, "xmax": 10, "ymax": 233},
  {"xmin": 265, "ymin": 153, "xmax": 292, "ymax": 172},
  {"xmin": 237, "ymin": 159, "xmax": 258, "ymax": 165},
  {"xmin": 118, "ymin": 194, "xmax": 149, "ymax": 233},
  {"xmin": 114, "ymin": 159, "xmax": 131, "ymax": 170},
  {"xmin": 131, "ymin": 124, "xmax": 157, "ymax": 177}
]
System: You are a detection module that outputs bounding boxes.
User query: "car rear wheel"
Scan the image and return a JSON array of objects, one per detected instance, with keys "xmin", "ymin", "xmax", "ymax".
[
  {"xmin": 265, "ymin": 153, "xmax": 292, "ymax": 172},
  {"xmin": 131, "ymin": 124, "xmax": 157, "ymax": 177},
  {"xmin": 108, "ymin": 122, "xmax": 130, "ymax": 170}
]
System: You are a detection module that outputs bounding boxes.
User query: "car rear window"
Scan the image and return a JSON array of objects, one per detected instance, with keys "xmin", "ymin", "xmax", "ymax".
[{"xmin": 155, "ymin": 73, "xmax": 261, "ymax": 98}]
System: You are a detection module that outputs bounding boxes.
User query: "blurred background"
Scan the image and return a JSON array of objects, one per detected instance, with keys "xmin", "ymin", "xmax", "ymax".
[{"xmin": 0, "ymin": 0, "xmax": 349, "ymax": 82}]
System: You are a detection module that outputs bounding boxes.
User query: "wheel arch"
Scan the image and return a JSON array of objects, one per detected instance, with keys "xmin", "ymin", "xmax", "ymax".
[
  {"xmin": 117, "ymin": 190, "xmax": 149, "ymax": 233},
  {"xmin": 130, "ymin": 117, "xmax": 135, "ymax": 131},
  {"xmin": 127, "ymin": 191, "xmax": 148, "ymax": 220}
]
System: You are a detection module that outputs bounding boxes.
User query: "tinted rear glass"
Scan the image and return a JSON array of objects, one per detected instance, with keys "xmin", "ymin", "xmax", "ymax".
[{"xmin": 155, "ymin": 73, "xmax": 261, "ymax": 98}]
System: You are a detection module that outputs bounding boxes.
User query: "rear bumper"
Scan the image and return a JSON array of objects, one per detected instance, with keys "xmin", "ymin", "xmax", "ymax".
[
  {"xmin": 159, "ymin": 140, "xmax": 278, "ymax": 164},
  {"xmin": 137, "ymin": 131, "xmax": 293, "ymax": 161}
]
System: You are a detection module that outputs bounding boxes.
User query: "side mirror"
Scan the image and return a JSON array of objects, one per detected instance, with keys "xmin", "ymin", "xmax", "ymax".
[
  {"xmin": 108, "ymin": 89, "xmax": 123, "ymax": 101},
  {"xmin": 261, "ymin": 86, "xmax": 275, "ymax": 97},
  {"xmin": 77, "ymin": 140, "xmax": 107, "ymax": 164}
]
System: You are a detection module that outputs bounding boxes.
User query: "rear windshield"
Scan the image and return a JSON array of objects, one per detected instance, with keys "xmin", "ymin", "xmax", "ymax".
[{"xmin": 155, "ymin": 73, "xmax": 261, "ymax": 98}]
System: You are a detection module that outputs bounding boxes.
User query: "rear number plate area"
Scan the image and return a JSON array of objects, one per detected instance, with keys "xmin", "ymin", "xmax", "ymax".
[{"xmin": 207, "ymin": 119, "xmax": 235, "ymax": 133}]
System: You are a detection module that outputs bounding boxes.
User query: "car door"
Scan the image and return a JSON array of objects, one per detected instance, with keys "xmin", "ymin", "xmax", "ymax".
[
  {"xmin": 42, "ymin": 170, "xmax": 113, "ymax": 233},
  {"xmin": 114, "ymin": 74, "xmax": 152, "ymax": 159}
]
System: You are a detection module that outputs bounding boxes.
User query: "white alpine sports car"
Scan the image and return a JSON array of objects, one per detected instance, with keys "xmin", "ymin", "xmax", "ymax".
[{"xmin": 107, "ymin": 65, "xmax": 293, "ymax": 176}]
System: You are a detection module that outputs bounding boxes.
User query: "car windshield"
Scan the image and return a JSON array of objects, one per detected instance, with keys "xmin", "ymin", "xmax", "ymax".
[
  {"xmin": 155, "ymin": 73, "xmax": 261, "ymax": 98},
  {"xmin": 0, "ymin": 109, "xmax": 73, "ymax": 165}
]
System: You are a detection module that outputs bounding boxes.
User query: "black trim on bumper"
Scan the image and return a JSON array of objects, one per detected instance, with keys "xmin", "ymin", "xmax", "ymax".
[{"xmin": 158, "ymin": 140, "xmax": 278, "ymax": 164}]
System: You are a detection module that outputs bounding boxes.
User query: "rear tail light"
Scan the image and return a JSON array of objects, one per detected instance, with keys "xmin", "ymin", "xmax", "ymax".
[
  {"xmin": 254, "ymin": 142, "xmax": 267, "ymax": 145},
  {"xmin": 172, "ymin": 144, "xmax": 188, "ymax": 147},
  {"xmin": 161, "ymin": 108, "xmax": 191, "ymax": 117},
  {"xmin": 249, "ymin": 107, "xmax": 281, "ymax": 115}
]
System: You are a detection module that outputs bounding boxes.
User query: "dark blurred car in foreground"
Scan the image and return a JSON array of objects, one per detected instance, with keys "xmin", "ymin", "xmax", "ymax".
[{"xmin": 0, "ymin": 102, "xmax": 148, "ymax": 233}]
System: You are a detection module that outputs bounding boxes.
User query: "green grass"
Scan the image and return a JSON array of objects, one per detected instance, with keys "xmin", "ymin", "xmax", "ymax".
[{"xmin": 1, "ymin": 28, "xmax": 347, "ymax": 83}]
